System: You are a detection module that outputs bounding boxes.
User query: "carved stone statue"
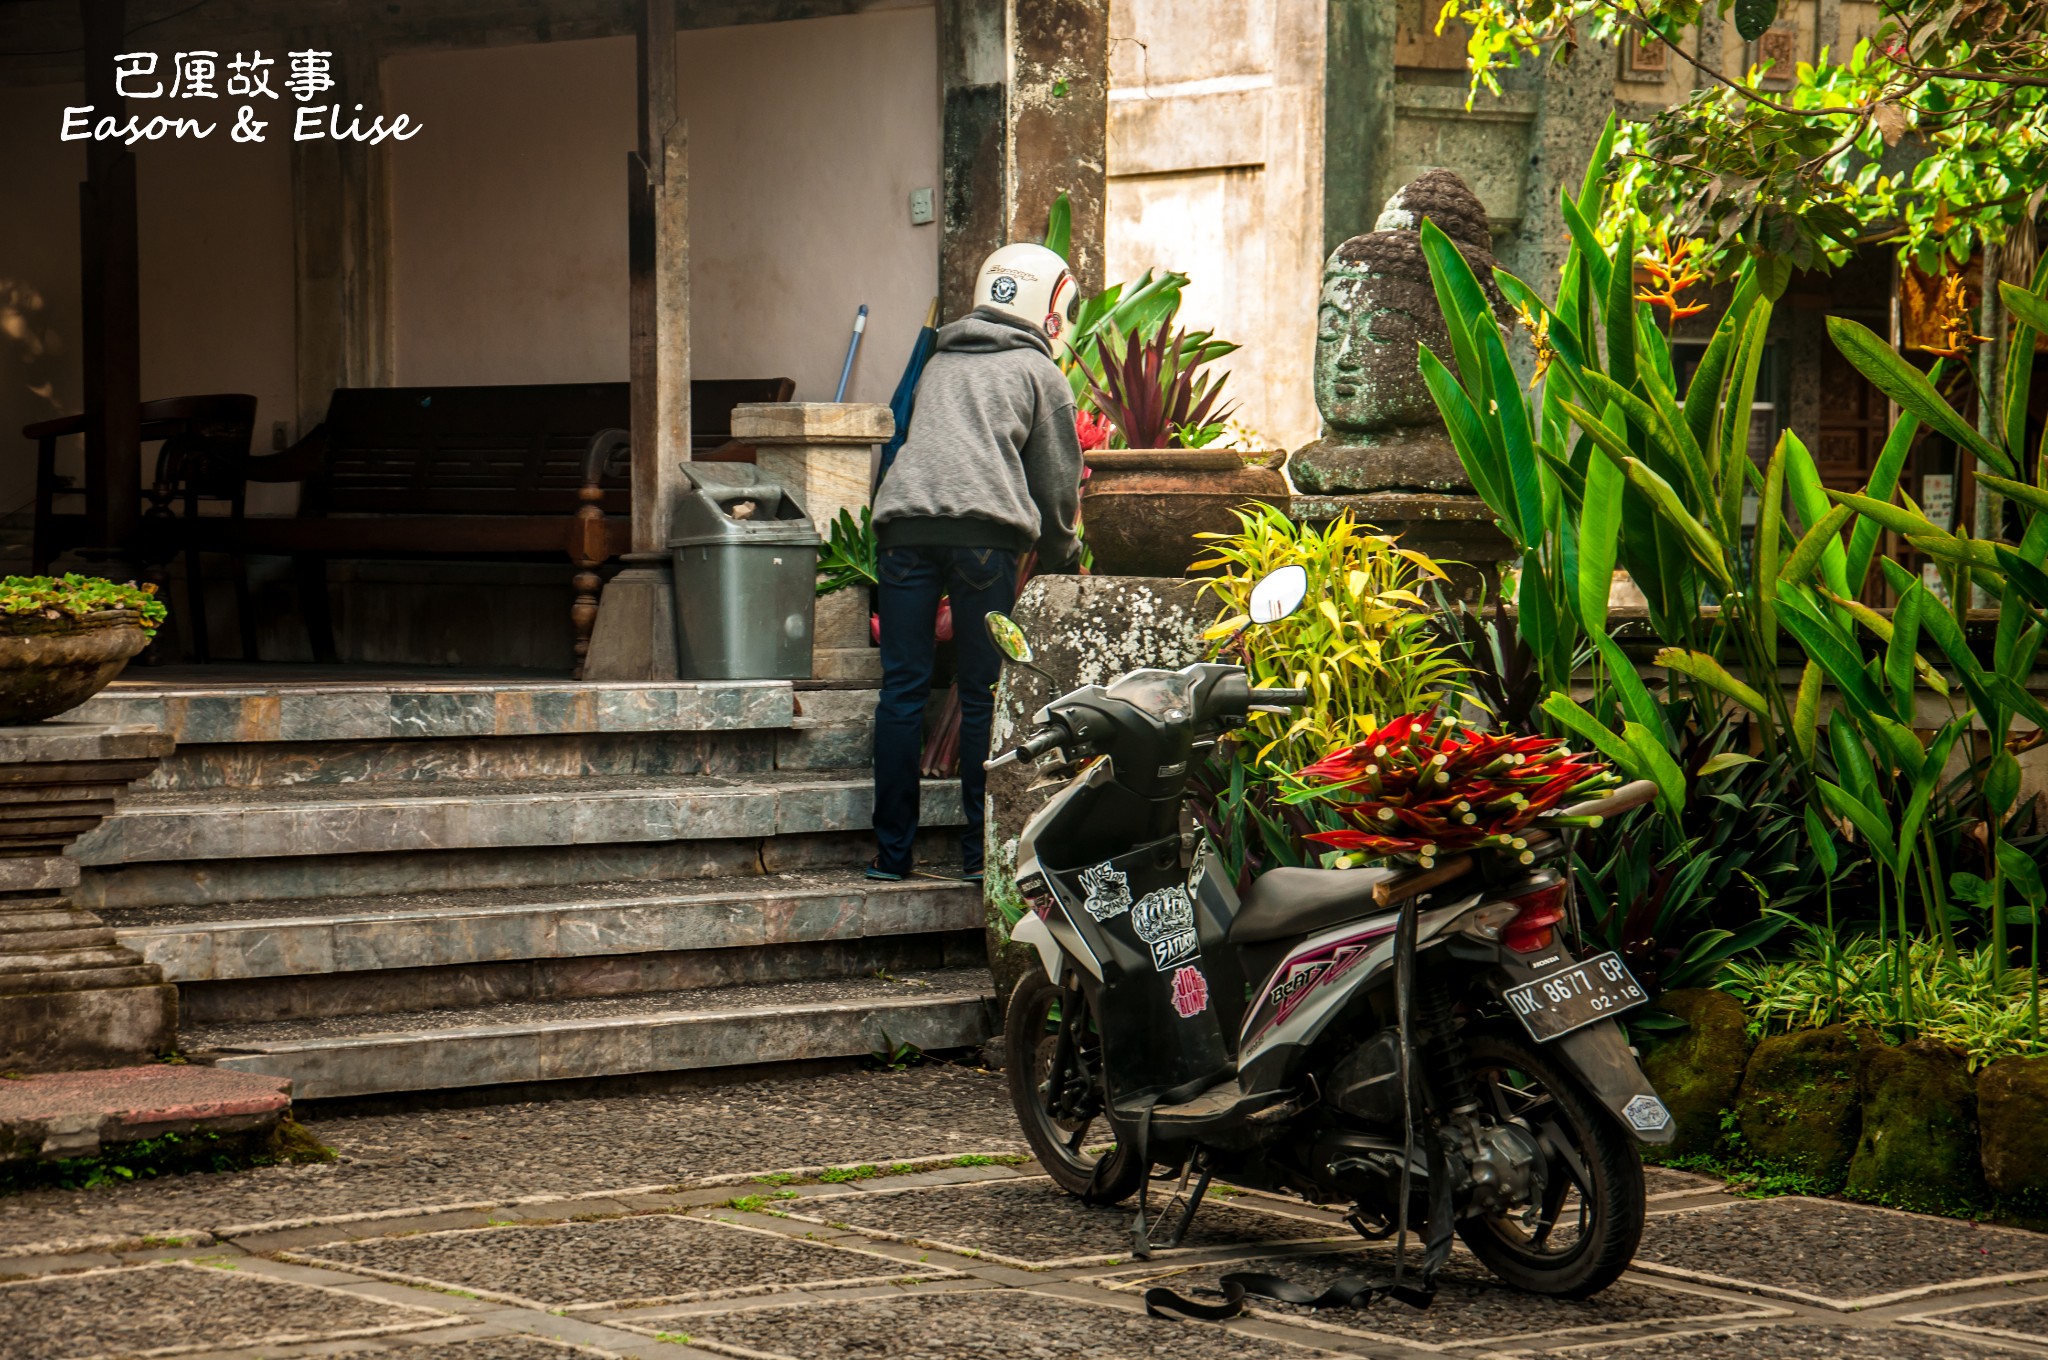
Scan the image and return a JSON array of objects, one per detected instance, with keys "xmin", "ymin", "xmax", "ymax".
[{"xmin": 1291, "ymin": 169, "xmax": 1508, "ymax": 496}]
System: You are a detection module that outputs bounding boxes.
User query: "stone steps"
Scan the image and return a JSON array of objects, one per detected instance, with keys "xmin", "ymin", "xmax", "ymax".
[
  {"xmin": 73, "ymin": 772, "xmax": 962, "ymax": 867},
  {"xmin": 108, "ymin": 870, "xmax": 978, "ymax": 984},
  {"xmin": 189, "ymin": 968, "xmax": 996, "ymax": 1100},
  {"xmin": 61, "ymin": 674, "xmax": 990, "ymax": 1097}
]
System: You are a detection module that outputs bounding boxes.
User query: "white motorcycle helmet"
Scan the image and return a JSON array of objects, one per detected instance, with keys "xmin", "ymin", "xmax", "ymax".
[{"xmin": 977, "ymin": 242, "xmax": 1081, "ymax": 346}]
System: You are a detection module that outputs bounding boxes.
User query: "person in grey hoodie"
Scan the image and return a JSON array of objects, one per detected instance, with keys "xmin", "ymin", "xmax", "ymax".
[{"xmin": 867, "ymin": 243, "xmax": 1085, "ymax": 881}]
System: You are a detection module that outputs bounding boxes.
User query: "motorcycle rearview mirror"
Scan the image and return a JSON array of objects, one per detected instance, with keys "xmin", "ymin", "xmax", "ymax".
[
  {"xmin": 985, "ymin": 611, "xmax": 1056, "ymax": 685},
  {"xmin": 1248, "ymin": 564, "xmax": 1309, "ymax": 625}
]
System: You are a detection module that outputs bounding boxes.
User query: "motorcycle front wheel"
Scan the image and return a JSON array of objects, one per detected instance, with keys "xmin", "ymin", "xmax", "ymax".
[
  {"xmin": 1454, "ymin": 1029, "xmax": 1646, "ymax": 1298},
  {"xmin": 1004, "ymin": 967, "xmax": 1145, "ymax": 1203}
]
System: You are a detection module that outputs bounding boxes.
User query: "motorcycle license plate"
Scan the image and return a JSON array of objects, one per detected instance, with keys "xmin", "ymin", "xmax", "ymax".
[{"xmin": 1505, "ymin": 952, "xmax": 1647, "ymax": 1042}]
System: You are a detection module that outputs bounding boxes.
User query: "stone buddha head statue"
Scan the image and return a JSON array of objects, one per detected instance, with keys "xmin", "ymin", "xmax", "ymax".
[{"xmin": 1315, "ymin": 169, "xmax": 1504, "ymax": 437}]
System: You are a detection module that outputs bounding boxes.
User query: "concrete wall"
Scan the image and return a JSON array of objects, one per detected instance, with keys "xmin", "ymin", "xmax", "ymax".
[
  {"xmin": 386, "ymin": 8, "xmax": 942, "ymax": 406},
  {"xmin": 0, "ymin": 84, "xmax": 296, "ymax": 522},
  {"xmin": 1103, "ymin": 0, "xmax": 1325, "ymax": 452}
]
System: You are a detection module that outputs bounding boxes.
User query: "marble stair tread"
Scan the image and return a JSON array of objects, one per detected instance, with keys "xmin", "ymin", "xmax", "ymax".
[
  {"xmin": 188, "ymin": 968, "xmax": 997, "ymax": 1099},
  {"xmin": 108, "ymin": 870, "xmax": 983, "ymax": 982},
  {"xmin": 64, "ymin": 678, "xmax": 795, "ymax": 744},
  {"xmin": 72, "ymin": 772, "xmax": 965, "ymax": 866}
]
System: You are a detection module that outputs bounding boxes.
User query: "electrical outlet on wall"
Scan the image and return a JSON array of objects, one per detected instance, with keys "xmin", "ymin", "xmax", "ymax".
[{"xmin": 909, "ymin": 187, "xmax": 934, "ymax": 226}]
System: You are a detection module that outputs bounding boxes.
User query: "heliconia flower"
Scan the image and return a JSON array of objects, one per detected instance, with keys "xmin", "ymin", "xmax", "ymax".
[{"xmin": 1290, "ymin": 708, "xmax": 1620, "ymax": 860}]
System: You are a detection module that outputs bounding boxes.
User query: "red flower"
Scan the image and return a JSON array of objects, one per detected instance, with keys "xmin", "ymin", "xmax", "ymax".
[{"xmin": 1075, "ymin": 409, "xmax": 1114, "ymax": 453}]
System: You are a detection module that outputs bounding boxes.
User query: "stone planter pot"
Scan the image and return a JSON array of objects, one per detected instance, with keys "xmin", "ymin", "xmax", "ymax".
[
  {"xmin": 0, "ymin": 610, "xmax": 149, "ymax": 725},
  {"xmin": 1081, "ymin": 449, "xmax": 1289, "ymax": 577}
]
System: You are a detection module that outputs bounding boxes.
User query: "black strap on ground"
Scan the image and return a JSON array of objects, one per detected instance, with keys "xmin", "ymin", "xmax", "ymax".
[{"xmin": 1143, "ymin": 1266, "xmax": 1439, "ymax": 1321}]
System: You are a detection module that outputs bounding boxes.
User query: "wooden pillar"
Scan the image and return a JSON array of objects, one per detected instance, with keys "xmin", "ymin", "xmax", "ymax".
[
  {"xmin": 78, "ymin": 0, "xmax": 141, "ymax": 563},
  {"xmin": 584, "ymin": 0, "xmax": 690, "ymax": 680},
  {"xmin": 290, "ymin": 39, "xmax": 393, "ymax": 437},
  {"xmin": 938, "ymin": 0, "xmax": 1110, "ymax": 318},
  {"xmin": 630, "ymin": 0, "xmax": 690, "ymax": 551}
]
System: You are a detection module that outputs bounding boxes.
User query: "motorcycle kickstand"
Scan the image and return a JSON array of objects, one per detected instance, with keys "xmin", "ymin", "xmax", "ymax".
[{"xmin": 1160, "ymin": 1165, "xmax": 1214, "ymax": 1250}]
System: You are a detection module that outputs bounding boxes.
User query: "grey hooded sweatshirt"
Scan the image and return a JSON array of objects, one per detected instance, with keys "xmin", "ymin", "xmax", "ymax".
[{"xmin": 873, "ymin": 307, "xmax": 1083, "ymax": 571}]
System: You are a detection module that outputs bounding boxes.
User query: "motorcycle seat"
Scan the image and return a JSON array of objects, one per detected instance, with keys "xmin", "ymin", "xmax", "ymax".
[{"xmin": 1229, "ymin": 866, "xmax": 1401, "ymax": 944}]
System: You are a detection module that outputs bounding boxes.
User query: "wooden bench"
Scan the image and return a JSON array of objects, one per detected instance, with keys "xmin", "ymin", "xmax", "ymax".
[{"xmin": 232, "ymin": 377, "xmax": 792, "ymax": 666}]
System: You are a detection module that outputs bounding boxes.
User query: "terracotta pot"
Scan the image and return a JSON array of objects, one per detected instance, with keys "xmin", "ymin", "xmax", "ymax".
[
  {"xmin": 1081, "ymin": 449, "xmax": 1290, "ymax": 577},
  {"xmin": 0, "ymin": 610, "xmax": 149, "ymax": 725}
]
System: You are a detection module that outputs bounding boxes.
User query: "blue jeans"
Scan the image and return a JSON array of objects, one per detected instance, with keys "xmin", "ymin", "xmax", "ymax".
[{"xmin": 872, "ymin": 544, "xmax": 1018, "ymax": 875}]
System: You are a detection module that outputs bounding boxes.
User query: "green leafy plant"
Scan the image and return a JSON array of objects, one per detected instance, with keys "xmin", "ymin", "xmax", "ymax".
[
  {"xmin": 815, "ymin": 508, "xmax": 878, "ymax": 597},
  {"xmin": 0, "ymin": 574, "xmax": 166, "ymax": 637},
  {"xmin": 1722, "ymin": 923, "xmax": 2048, "ymax": 1069},
  {"xmin": 1436, "ymin": 1, "xmax": 2048, "ymax": 278},
  {"xmin": 1188, "ymin": 505, "xmax": 1469, "ymax": 885},
  {"xmin": 1420, "ymin": 126, "xmax": 2048, "ymax": 1021}
]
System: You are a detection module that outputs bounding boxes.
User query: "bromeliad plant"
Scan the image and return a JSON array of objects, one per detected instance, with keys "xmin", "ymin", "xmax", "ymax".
[{"xmin": 1086, "ymin": 316, "xmax": 1237, "ymax": 450}]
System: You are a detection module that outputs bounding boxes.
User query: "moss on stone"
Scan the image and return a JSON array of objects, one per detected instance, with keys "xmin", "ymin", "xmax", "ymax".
[
  {"xmin": 1845, "ymin": 1039, "xmax": 1984, "ymax": 1214},
  {"xmin": 1978, "ymin": 1052, "xmax": 2048, "ymax": 1210},
  {"xmin": 1638, "ymin": 988, "xmax": 1753, "ymax": 1161},
  {"xmin": 1733, "ymin": 1023, "xmax": 1873, "ymax": 1189}
]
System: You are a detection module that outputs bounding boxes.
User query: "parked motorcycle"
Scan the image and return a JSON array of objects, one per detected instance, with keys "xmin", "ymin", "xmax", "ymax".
[{"xmin": 984, "ymin": 568, "xmax": 1674, "ymax": 1312}]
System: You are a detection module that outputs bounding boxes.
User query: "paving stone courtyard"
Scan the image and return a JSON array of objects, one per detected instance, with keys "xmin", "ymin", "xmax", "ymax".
[{"xmin": 5, "ymin": 1064, "xmax": 2048, "ymax": 1360}]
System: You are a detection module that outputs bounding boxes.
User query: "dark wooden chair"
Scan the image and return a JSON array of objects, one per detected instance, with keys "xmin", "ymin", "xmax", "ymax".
[
  {"xmin": 229, "ymin": 377, "xmax": 793, "ymax": 668},
  {"xmin": 27, "ymin": 393, "xmax": 259, "ymax": 662}
]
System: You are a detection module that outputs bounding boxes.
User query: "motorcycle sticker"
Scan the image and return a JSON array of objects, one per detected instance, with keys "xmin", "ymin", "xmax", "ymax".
[
  {"xmin": 1130, "ymin": 885, "xmax": 1199, "ymax": 972},
  {"xmin": 1078, "ymin": 862, "xmax": 1133, "ymax": 922},
  {"xmin": 1623, "ymin": 1094, "xmax": 1672, "ymax": 1132},
  {"xmin": 1170, "ymin": 965, "xmax": 1210, "ymax": 1019}
]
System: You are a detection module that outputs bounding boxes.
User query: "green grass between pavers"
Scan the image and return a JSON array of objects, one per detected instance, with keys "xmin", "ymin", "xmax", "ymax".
[
  {"xmin": 0, "ymin": 1119, "xmax": 335, "ymax": 1194},
  {"xmin": 726, "ymin": 1191, "xmax": 801, "ymax": 1213}
]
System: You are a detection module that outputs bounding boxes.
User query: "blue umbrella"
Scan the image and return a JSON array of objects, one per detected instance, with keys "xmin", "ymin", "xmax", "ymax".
[{"xmin": 877, "ymin": 297, "xmax": 939, "ymax": 485}]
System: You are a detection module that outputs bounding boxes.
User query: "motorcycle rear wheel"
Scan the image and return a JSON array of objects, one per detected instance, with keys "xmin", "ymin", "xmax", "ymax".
[
  {"xmin": 1454, "ymin": 1029, "xmax": 1645, "ymax": 1298},
  {"xmin": 1005, "ymin": 967, "xmax": 1145, "ymax": 1203}
]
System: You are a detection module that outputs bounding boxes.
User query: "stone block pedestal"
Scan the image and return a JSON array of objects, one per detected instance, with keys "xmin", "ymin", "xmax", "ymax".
[
  {"xmin": 734, "ymin": 402, "xmax": 894, "ymax": 682},
  {"xmin": 0, "ymin": 722, "xmax": 177, "ymax": 1072}
]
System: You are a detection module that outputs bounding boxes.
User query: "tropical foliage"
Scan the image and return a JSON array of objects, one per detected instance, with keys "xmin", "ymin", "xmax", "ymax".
[
  {"xmin": 1188, "ymin": 505, "xmax": 1469, "ymax": 887},
  {"xmin": 1436, "ymin": 0, "xmax": 2048, "ymax": 278},
  {"xmin": 1418, "ymin": 120, "xmax": 2048, "ymax": 1049},
  {"xmin": 1086, "ymin": 318, "xmax": 1237, "ymax": 450}
]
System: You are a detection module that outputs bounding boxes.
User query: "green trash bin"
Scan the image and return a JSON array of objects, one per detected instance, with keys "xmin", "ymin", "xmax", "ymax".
[{"xmin": 669, "ymin": 463, "xmax": 821, "ymax": 680}]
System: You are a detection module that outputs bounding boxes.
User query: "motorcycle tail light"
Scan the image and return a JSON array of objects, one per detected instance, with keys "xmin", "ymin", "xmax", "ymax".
[{"xmin": 1501, "ymin": 882, "xmax": 1567, "ymax": 953}]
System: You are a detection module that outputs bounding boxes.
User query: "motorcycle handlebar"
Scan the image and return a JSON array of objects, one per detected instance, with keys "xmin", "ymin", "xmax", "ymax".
[
  {"xmin": 984, "ymin": 725, "xmax": 1069, "ymax": 771},
  {"xmin": 1251, "ymin": 686, "xmax": 1310, "ymax": 708}
]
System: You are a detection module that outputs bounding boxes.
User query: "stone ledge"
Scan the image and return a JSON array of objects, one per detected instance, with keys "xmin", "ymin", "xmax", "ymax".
[
  {"xmin": 116, "ymin": 875, "xmax": 983, "ymax": 983},
  {"xmin": 0, "ymin": 1066, "xmax": 290, "ymax": 1164},
  {"xmin": 73, "ymin": 775, "xmax": 965, "ymax": 867},
  {"xmin": 0, "ymin": 722, "xmax": 173, "ymax": 764},
  {"xmin": 63, "ymin": 680, "xmax": 793, "ymax": 746},
  {"xmin": 731, "ymin": 402, "xmax": 894, "ymax": 445},
  {"xmin": 204, "ymin": 988, "xmax": 993, "ymax": 1099}
]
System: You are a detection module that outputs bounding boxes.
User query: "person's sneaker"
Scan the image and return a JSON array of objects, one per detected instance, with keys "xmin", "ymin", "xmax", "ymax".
[
  {"xmin": 960, "ymin": 864, "xmax": 985, "ymax": 884},
  {"xmin": 865, "ymin": 859, "xmax": 905, "ymax": 882}
]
